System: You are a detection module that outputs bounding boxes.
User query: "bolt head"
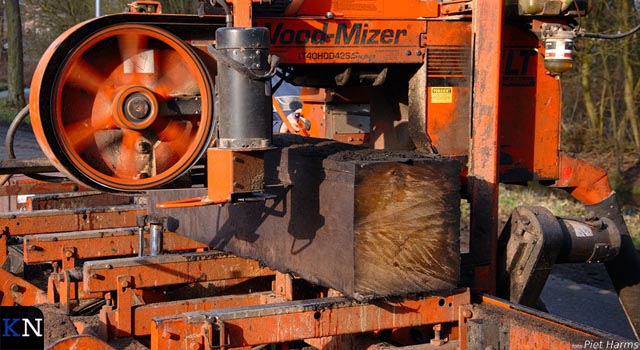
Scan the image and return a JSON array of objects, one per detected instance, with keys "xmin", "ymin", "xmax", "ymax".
[
  {"xmin": 188, "ymin": 340, "xmax": 202, "ymax": 350},
  {"xmin": 462, "ymin": 309, "xmax": 473, "ymax": 319},
  {"xmin": 10, "ymin": 284, "xmax": 20, "ymax": 292},
  {"xmin": 136, "ymin": 141, "xmax": 152, "ymax": 154}
]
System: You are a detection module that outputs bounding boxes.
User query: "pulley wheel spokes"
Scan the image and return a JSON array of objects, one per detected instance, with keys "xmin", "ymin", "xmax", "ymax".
[{"xmin": 31, "ymin": 24, "xmax": 213, "ymax": 192}]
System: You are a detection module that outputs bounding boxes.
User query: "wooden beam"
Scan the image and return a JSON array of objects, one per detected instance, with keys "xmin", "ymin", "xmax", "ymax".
[{"xmin": 150, "ymin": 135, "xmax": 461, "ymax": 300}]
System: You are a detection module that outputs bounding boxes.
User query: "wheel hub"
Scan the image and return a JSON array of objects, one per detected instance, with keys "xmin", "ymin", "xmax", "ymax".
[
  {"xmin": 125, "ymin": 93, "xmax": 151, "ymax": 120},
  {"xmin": 113, "ymin": 86, "xmax": 159, "ymax": 130}
]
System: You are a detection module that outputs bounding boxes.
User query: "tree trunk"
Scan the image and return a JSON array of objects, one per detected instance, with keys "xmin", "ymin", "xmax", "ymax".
[
  {"xmin": 621, "ymin": 0, "xmax": 640, "ymax": 150},
  {"xmin": 6, "ymin": 0, "xmax": 25, "ymax": 108},
  {"xmin": 0, "ymin": 1, "xmax": 5, "ymax": 64},
  {"xmin": 580, "ymin": 46, "xmax": 599, "ymax": 136}
]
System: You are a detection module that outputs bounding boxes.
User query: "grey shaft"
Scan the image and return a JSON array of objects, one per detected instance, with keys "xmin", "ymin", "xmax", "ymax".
[{"xmin": 138, "ymin": 227, "xmax": 144, "ymax": 257}]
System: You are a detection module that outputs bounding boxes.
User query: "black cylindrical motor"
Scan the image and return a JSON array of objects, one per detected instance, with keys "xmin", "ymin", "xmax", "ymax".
[
  {"xmin": 215, "ymin": 27, "xmax": 271, "ymax": 149},
  {"xmin": 556, "ymin": 217, "xmax": 621, "ymax": 263}
]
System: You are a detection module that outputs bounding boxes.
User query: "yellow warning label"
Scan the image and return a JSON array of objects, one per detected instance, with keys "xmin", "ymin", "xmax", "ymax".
[{"xmin": 430, "ymin": 87, "xmax": 453, "ymax": 104}]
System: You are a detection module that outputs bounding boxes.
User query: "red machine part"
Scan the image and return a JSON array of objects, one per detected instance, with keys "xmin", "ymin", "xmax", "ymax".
[{"xmin": 29, "ymin": 23, "xmax": 214, "ymax": 192}]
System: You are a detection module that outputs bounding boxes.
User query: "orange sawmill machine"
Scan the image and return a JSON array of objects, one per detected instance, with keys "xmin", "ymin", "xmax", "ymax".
[{"xmin": 1, "ymin": 0, "xmax": 640, "ymax": 349}]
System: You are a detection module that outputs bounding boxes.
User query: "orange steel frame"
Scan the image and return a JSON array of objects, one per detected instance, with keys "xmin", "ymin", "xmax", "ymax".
[
  {"xmin": 82, "ymin": 252, "xmax": 275, "ymax": 337},
  {"xmin": 22, "ymin": 229, "xmax": 209, "ymax": 312}
]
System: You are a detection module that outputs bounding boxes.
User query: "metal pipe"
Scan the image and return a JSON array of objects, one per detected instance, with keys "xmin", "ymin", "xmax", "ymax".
[
  {"xmin": 136, "ymin": 214, "xmax": 147, "ymax": 257},
  {"xmin": 96, "ymin": 0, "xmax": 101, "ymax": 17},
  {"xmin": 149, "ymin": 217, "xmax": 164, "ymax": 256}
]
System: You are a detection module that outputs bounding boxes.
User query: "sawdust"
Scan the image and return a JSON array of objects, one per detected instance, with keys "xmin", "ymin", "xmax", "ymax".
[{"xmin": 35, "ymin": 303, "xmax": 78, "ymax": 346}]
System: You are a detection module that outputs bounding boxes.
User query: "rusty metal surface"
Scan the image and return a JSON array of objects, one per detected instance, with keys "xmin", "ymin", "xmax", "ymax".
[
  {"xmin": 554, "ymin": 152, "xmax": 612, "ymax": 205},
  {"xmin": 1, "ymin": 205, "xmax": 144, "ymax": 236},
  {"xmin": 206, "ymin": 149, "xmax": 266, "ymax": 204},
  {"xmin": 0, "ymin": 177, "xmax": 90, "ymax": 197},
  {"xmin": 499, "ymin": 20, "xmax": 562, "ymax": 183},
  {"xmin": 82, "ymin": 251, "xmax": 274, "ymax": 293},
  {"xmin": 47, "ymin": 334, "xmax": 116, "ymax": 350},
  {"xmin": 471, "ymin": 294, "xmax": 628, "ymax": 350},
  {"xmin": 23, "ymin": 229, "xmax": 208, "ymax": 264},
  {"xmin": 0, "ymin": 268, "xmax": 47, "ymax": 306},
  {"xmin": 0, "ymin": 158, "xmax": 56, "ymax": 174},
  {"xmin": 25, "ymin": 192, "xmax": 134, "ymax": 211},
  {"xmin": 465, "ymin": 0, "xmax": 505, "ymax": 293},
  {"xmin": 129, "ymin": 292, "xmax": 287, "ymax": 336},
  {"xmin": 152, "ymin": 290, "xmax": 471, "ymax": 349}
]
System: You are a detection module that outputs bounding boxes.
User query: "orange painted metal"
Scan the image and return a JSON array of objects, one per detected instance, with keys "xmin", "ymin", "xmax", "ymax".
[
  {"xmin": 274, "ymin": 272, "xmax": 294, "ymax": 301},
  {"xmin": 424, "ymin": 19, "xmax": 564, "ymax": 182},
  {"xmin": 1, "ymin": 205, "xmax": 144, "ymax": 236},
  {"xmin": 283, "ymin": 0, "xmax": 305, "ymax": 16},
  {"xmin": 82, "ymin": 252, "xmax": 274, "ymax": 293},
  {"xmin": 423, "ymin": 20, "xmax": 472, "ymax": 156},
  {"xmin": 30, "ymin": 22, "xmax": 214, "ymax": 192},
  {"xmin": 474, "ymin": 295, "xmax": 613, "ymax": 350},
  {"xmin": 440, "ymin": 0, "xmax": 472, "ymax": 15},
  {"xmin": 0, "ymin": 177, "xmax": 91, "ymax": 197},
  {"xmin": 498, "ymin": 21, "xmax": 562, "ymax": 182},
  {"xmin": 232, "ymin": 0, "xmax": 253, "ymax": 27},
  {"xmin": 23, "ymin": 228, "xmax": 209, "ymax": 312},
  {"xmin": 47, "ymin": 334, "xmax": 116, "ymax": 350},
  {"xmin": 298, "ymin": 87, "xmax": 327, "ymax": 138},
  {"xmin": 0, "ymin": 232, "xmax": 6, "ymax": 267},
  {"xmin": 554, "ymin": 152, "xmax": 612, "ymax": 205},
  {"xmin": 286, "ymin": 0, "xmax": 439, "ymax": 18},
  {"xmin": 332, "ymin": 133, "xmax": 370, "ymax": 145},
  {"xmin": 466, "ymin": 0, "xmax": 504, "ymax": 294},
  {"xmin": 88, "ymin": 252, "xmax": 274, "ymax": 337},
  {"xmin": 481, "ymin": 296, "xmax": 593, "ymax": 337},
  {"xmin": 206, "ymin": 148, "xmax": 265, "ymax": 203},
  {"xmin": 0, "ymin": 268, "xmax": 47, "ymax": 306},
  {"xmin": 254, "ymin": 18, "xmax": 427, "ymax": 65},
  {"xmin": 130, "ymin": 292, "xmax": 286, "ymax": 337},
  {"xmin": 23, "ymin": 229, "xmax": 208, "ymax": 264},
  {"xmin": 157, "ymin": 148, "xmax": 266, "ymax": 208},
  {"xmin": 152, "ymin": 291, "xmax": 471, "ymax": 349},
  {"xmin": 207, "ymin": 149, "xmax": 241, "ymax": 204}
]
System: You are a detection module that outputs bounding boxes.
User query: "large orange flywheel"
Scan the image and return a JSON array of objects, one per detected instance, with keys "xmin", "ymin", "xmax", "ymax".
[{"xmin": 30, "ymin": 22, "xmax": 214, "ymax": 192}]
